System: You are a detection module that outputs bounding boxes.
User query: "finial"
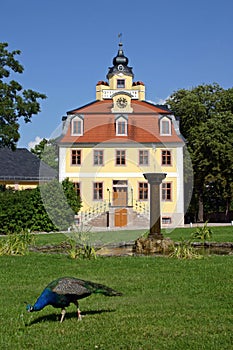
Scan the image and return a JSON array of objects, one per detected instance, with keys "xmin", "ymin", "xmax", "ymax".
[{"xmin": 118, "ymin": 33, "xmax": 123, "ymax": 45}]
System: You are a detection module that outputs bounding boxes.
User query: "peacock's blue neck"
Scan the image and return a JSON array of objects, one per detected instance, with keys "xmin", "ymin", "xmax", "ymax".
[{"xmin": 33, "ymin": 288, "xmax": 56, "ymax": 311}]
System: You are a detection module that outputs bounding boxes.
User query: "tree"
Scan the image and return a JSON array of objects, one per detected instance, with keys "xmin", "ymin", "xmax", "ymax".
[
  {"xmin": 39, "ymin": 178, "xmax": 82, "ymax": 231},
  {"xmin": 167, "ymin": 83, "xmax": 233, "ymax": 222},
  {"xmin": 31, "ymin": 138, "xmax": 58, "ymax": 170},
  {"xmin": 0, "ymin": 42, "xmax": 46, "ymax": 149}
]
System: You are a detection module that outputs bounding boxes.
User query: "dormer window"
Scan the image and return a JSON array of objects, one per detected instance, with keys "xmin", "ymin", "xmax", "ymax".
[
  {"xmin": 71, "ymin": 115, "xmax": 83, "ymax": 136},
  {"xmin": 160, "ymin": 116, "xmax": 171, "ymax": 135},
  {"xmin": 116, "ymin": 115, "xmax": 127, "ymax": 136},
  {"xmin": 117, "ymin": 79, "xmax": 125, "ymax": 88}
]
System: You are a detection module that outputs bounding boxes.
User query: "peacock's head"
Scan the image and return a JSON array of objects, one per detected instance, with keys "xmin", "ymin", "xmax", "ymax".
[{"xmin": 26, "ymin": 304, "xmax": 34, "ymax": 312}]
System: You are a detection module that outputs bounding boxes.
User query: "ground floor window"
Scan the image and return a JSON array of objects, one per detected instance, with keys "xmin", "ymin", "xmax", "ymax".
[
  {"xmin": 138, "ymin": 182, "xmax": 148, "ymax": 200},
  {"xmin": 162, "ymin": 182, "xmax": 172, "ymax": 201},
  {"xmin": 73, "ymin": 182, "xmax": 81, "ymax": 197},
  {"xmin": 93, "ymin": 182, "xmax": 103, "ymax": 200},
  {"xmin": 162, "ymin": 217, "xmax": 172, "ymax": 224}
]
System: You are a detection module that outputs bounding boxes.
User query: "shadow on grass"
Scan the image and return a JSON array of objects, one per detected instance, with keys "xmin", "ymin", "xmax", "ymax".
[{"xmin": 26, "ymin": 309, "xmax": 116, "ymax": 325}]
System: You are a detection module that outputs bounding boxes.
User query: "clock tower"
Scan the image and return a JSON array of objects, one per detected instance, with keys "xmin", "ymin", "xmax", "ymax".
[{"xmin": 96, "ymin": 41, "xmax": 145, "ymax": 106}]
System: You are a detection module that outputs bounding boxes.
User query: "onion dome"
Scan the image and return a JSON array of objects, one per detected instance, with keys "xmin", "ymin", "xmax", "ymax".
[{"xmin": 107, "ymin": 42, "xmax": 134, "ymax": 79}]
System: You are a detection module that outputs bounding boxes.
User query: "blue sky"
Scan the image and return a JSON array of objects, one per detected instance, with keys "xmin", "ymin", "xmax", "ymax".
[{"xmin": 1, "ymin": 0, "xmax": 232, "ymax": 149}]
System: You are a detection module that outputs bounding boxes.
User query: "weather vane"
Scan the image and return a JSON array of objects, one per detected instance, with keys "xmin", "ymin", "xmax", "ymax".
[{"xmin": 118, "ymin": 33, "xmax": 123, "ymax": 43}]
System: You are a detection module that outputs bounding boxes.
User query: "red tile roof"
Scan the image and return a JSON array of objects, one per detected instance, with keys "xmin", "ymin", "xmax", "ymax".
[{"xmin": 60, "ymin": 100, "xmax": 183, "ymax": 145}]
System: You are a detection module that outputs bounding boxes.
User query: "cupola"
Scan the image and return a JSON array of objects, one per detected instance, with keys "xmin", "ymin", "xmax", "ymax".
[{"xmin": 107, "ymin": 42, "xmax": 134, "ymax": 79}]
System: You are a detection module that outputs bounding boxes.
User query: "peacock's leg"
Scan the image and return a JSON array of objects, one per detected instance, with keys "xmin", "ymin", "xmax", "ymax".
[
  {"xmin": 60, "ymin": 308, "xmax": 66, "ymax": 323},
  {"xmin": 77, "ymin": 308, "xmax": 82, "ymax": 321},
  {"xmin": 74, "ymin": 301, "xmax": 82, "ymax": 320}
]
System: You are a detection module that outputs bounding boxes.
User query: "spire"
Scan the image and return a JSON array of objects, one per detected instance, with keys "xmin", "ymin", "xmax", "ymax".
[{"xmin": 107, "ymin": 38, "xmax": 134, "ymax": 79}]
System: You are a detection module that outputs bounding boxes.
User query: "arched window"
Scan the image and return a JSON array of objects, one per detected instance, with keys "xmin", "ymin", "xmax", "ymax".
[
  {"xmin": 160, "ymin": 116, "xmax": 171, "ymax": 136},
  {"xmin": 116, "ymin": 115, "xmax": 127, "ymax": 136},
  {"xmin": 71, "ymin": 115, "xmax": 83, "ymax": 136}
]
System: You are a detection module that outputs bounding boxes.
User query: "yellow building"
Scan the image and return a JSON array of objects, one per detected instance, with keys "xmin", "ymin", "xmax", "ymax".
[{"xmin": 59, "ymin": 42, "xmax": 185, "ymax": 228}]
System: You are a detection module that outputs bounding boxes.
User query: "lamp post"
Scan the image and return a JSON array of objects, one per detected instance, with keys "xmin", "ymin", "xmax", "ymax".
[
  {"xmin": 107, "ymin": 188, "xmax": 111, "ymax": 206},
  {"xmin": 143, "ymin": 173, "xmax": 167, "ymax": 239}
]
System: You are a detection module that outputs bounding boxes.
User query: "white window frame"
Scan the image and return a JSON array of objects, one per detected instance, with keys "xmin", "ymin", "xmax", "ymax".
[
  {"xmin": 160, "ymin": 116, "xmax": 171, "ymax": 136},
  {"xmin": 116, "ymin": 115, "xmax": 128, "ymax": 136},
  {"xmin": 71, "ymin": 115, "xmax": 84, "ymax": 136}
]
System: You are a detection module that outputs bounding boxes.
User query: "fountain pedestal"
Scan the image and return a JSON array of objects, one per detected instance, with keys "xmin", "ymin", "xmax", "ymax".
[{"xmin": 143, "ymin": 173, "xmax": 167, "ymax": 239}]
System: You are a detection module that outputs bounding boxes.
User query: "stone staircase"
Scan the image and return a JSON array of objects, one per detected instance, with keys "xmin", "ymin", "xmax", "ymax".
[
  {"xmin": 78, "ymin": 200, "xmax": 149, "ymax": 229},
  {"xmin": 87, "ymin": 210, "xmax": 149, "ymax": 228}
]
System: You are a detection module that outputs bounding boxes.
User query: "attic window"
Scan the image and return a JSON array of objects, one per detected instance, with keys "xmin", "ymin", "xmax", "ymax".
[
  {"xmin": 116, "ymin": 116, "xmax": 127, "ymax": 136},
  {"xmin": 71, "ymin": 115, "xmax": 83, "ymax": 136},
  {"xmin": 160, "ymin": 116, "xmax": 171, "ymax": 135}
]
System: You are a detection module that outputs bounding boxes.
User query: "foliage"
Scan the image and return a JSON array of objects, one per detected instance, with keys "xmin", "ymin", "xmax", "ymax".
[
  {"xmin": 191, "ymin": 221, "xmax": 213, "ymax": 242},
  {"xmin": 31, "ymin": 138, "xmax": 58, "ymax": 170},
  {"xmin": 65, "ymin": 226, "xmax": 96, "ymax": 260},
  {"xmin": 0, "ymin": 42, "xmax": 46, "ymax": 149},
  {"xmin": 169, "ymin": 238, "xmax": 202, "ymax": 260},
  {"xmin": 167, "ymin": 83, "xmax": 233, "ymax": 221},
  {"xmin": 60, "ymin": 178, "xmax": 81, "ymax": 214},
  {"xmin": 0, "ymin": 230, "xmax": 35, "ymax": 255},
  {"xmin": 0, "ymin": 254, "xmax": 232, "ymax": 349},
  {"xmin": 0, "ymin": 187, "xmax": 56, "ymax": 234},
  {"xmin": 0, "ymin": 179, "xmax": 81, "ymax": 234},
  {"xmin": 39, "ymin": 178, "xmax": 81, "ymax": 231}
]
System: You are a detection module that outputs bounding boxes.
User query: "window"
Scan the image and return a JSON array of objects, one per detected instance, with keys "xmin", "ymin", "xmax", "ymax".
[
  {"xmin": 116, "ymin": 116, "xmax": 127, "ymax": 136},
  {"xmin": 117, "ymin": 121, "xmax": 126, "ymax": 135},
  {"xmin": 139, "ymin": 150, "xmax": 149, "ymax": 165},
  {"xmin": 162, "ymin": 182, "xmax": 172, "ymax": 201},
  {"xmin": 94, "ymin": 150, "xmax": 104, "ymax": 165},
  {"xmin": 73, "ymin": 182, "xmax": 81, "ymax": 197},
  {"xmin": 116, "ymin": 150, "xmax": 126, "ymax": 165},
  {"xmin": 161, "ymin": 150, "xmax": 172, "ymax": 166},
  {"xmin": 71, "ymin": 116, "xmax": 83, "ymax": 135},
  {"xmin": 160, "ymin": 117, "xmax": 171, "ymax": 135},
  {"xmin": 71, "ymin": 150, "xmax": 81, "ymax": 165},
  {"xmin": 138, "ymin": 182, "xmax": 148, "ymax": 200},
  {"xmin": 93, "ymin": 182, "xmax": 103, "ymax": 200},
  {"xmin": 162, "ymin": 217, "xmax": 172, "ymax": 224},
  {"xmin": 117, "ymin": 79, "xmax": 125, "ymax": 88}
]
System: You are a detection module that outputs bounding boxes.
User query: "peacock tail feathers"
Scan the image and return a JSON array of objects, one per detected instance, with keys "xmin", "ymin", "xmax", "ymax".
[
  {"xmin": 82, "ymin": 280, "xmax": 123, "ymax": 296},
  {"xmin": 49, "ymin": 277, "xmax": 123, "ymax": 297}
]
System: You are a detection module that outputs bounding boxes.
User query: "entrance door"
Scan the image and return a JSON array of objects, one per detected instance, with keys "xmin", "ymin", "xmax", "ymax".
[
  {"xmin": 112, "ymin": 180, "xmax": 128, "ymax": 206},
  {"xmin": 114, "ymin": 208, "xmax": 127, "ymax": 227},
  {"xmin": 113, "ymin": 187, "xmax": 127, "ymax": 206}
]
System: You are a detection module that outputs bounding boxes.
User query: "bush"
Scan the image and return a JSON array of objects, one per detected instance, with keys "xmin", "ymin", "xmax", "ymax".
[
  {"xmin": 0, "ymin": 230, "xmax": 35, "ymax": 255},
  {"xmin": 0, "ymin": 179, "xmax": 81, "ymax": 234}
]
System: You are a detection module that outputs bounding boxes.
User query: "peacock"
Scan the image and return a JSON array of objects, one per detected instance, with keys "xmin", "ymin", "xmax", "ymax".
[{"xmin": 26, "ymin": 277, "xmax": 123, "ymax": 322}]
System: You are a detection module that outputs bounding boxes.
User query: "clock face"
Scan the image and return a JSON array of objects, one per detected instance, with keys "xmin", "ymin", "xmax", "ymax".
[
  {"xmin": 116, "ymin": 97, "xmax": 127, "ymax": 108},
  {"xmin": 118, "ymin": 64, "xmax": 124, "ymax": 71}
]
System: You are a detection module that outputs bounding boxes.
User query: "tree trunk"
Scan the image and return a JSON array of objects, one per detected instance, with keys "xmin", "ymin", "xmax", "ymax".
[
  {"xmin": 197, "ymin": 193, "xmax": 204, "ymax": 222},
  {"xmin": 225, "ymin": 198, "xmax": 230, "ymax": 222}
]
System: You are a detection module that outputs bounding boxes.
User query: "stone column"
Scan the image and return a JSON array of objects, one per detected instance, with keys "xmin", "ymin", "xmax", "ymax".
[{"xmin": 143, "ymin": 173, "xmax": 167, "ymax": 239}]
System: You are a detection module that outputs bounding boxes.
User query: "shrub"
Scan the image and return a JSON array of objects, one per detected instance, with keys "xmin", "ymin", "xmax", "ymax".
[{"xmin": 0, "ymin": 230, "xmax": 35, "ymax": 255}]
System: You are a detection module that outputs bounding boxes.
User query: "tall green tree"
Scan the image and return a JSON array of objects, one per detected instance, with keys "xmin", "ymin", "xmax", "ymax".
[
  {"xmin": 167, "ymin": 83, "xmax": 233, "ymax": 222},
  {"xmin": 0, "ymin": 42, "xmax": 46, "ymax": 149},
  {"xmin": 31, "ymin": 138, "xmax": 58, "ymax": 170}
]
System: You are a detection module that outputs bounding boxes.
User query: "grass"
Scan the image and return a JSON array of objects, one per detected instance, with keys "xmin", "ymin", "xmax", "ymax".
[
  {"xmin": 29, "ymin": 225, "xmax": 233, "ymax": 247},
  {"xmin": 0, "ymin": 253, "xmax": 232, "ymax": 349},
  {"xmin": 163, "ymin": 225, "xmax": 233, "ymax": 243}
]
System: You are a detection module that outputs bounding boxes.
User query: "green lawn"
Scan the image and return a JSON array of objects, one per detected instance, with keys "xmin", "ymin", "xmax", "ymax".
[
  {"xmin": 0, "ymin": 253, "xmax": 232, "ymax": 349},
  {"xmin": 163, "ymin": 225, "xmax": 233, "ymax": 243},
  {"xmin": 31, "ymin": 225, "xmax": 233, "ymax": 247}
]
